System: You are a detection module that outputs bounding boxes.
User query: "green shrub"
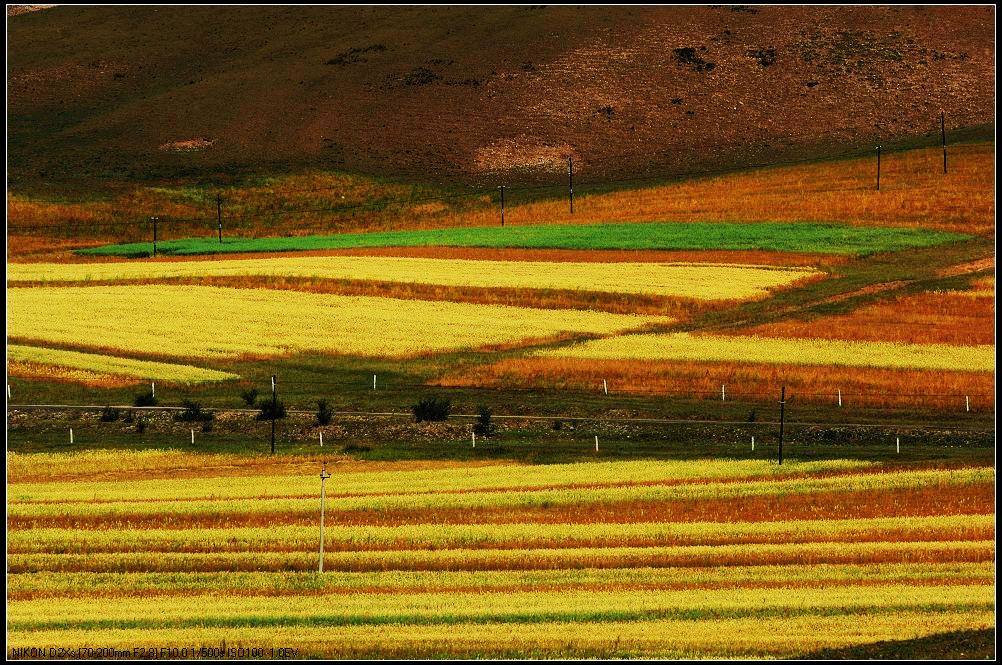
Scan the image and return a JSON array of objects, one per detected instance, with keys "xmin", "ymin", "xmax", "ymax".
[
  {"xmin": 240, "ymin": 388, "xmax": 260, "ymax": 407},
  {"xmin": 316, "ymin": 399, "xmax": 333, "ymax": 426},
  {"xmin": 99, "ymin": 405, "xmax": 120, "ymax": 422},
  {"xmin": 412, "ymin": 396, "xmax": 451, "ymax": 422},
  {"xmin": 473, "ymin": 404, "xmax": 495, "ymax": 437},
  {"xmin": 175, "ymin": 399, "xmax": 213, "ymax": 423},
  {"xmin": 257, "ymin": 398, "xmax": 288, "ymax": 421}
]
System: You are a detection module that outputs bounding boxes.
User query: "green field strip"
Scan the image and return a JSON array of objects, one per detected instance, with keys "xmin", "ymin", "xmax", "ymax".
[
  {"xmin": 8, "ymin": 563, "xmax": 993, "ymax": 598},
  {"xmin": 77, "ymin": 222, "xmax": 969, "ymax": 257},
  {"xmin": 10, "ymin": 601, "xmax": 994, "ymax": 633},
  {"xmin": 8, "ymin": 540, "xmax": 994, "ymax": 574},
  {"xmin": 8, "ymin": 584, "xmax": 992, "ymax": 628}
]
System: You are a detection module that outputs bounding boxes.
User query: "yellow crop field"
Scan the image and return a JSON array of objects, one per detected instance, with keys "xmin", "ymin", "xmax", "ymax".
[
  {"xmin": 6, "ymin": 454, "xmax": 995, "ymax": 659},
  {"xmin": 535, "ymin": 332, "xmax": 995, "ymax": 372},
  {"xmin": 9, "ymin": 515, "xmax": 991, "ymax": 554},
  {"xmin": 8, "ymin": 257, "xmax": 819, "ymax": 301},
  {"xmin": 6, "ymin": 344, "xmax": 238, "ymax": 385},
  {"xmin": 7, "ymin": 285, "xmax": 670, "ymax": 359}
]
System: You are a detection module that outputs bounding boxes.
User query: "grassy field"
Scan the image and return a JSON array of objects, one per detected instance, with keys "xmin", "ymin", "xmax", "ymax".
[
  {"xmin": 76, "ymin": 221, "xmax": 967, "ymax": 258},
  {"xmin": 6, "ymin": 451, "xmax": 994, "ymax": 659}
]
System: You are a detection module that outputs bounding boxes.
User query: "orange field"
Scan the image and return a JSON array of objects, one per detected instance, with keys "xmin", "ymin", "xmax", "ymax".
[
  {"xmin": 434, "ymin": 357, "xmax": 995, "ymax": 411},
  {"xmin": 738, "ymin": 289, "xmax": 995, "ymax": 346}
]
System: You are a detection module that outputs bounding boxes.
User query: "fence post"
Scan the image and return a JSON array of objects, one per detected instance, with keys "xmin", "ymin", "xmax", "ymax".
[{"xmin": 217, "ymin": 193, "xmax": 223, "ymax": 244}]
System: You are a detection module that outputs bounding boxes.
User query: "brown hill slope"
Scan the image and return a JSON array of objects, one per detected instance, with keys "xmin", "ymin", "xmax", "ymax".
[{"xmin": 6, "ymin": 5, "xmax": 995, "ymax": 189}]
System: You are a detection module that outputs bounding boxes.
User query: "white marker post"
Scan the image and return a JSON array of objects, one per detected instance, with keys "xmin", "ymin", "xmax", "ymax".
[
  {"xmin": 595, "ymin": 435, "xmax": 599, "ymax": 452},
  {"xmin": 838, "ymin": 389, "xmax": 842, "ymax": 407},
  {"xmin": 6, "ymin": 384, "xmax": 10, "ymax": 400},
  {"xmin": 896, "ymin": 437, "xmax": 900, "ymax": 454},
  {"xmin": 319, "ymin": 462, "xmax": 331, "ymax": 574},
  {"xmin": 472, "ymin": 431, "xmax": 476, "ymax": 448},
  {"xmin": 721, "ymin": 384, "xmax": 726, "ymax": 401},
  {"xmin": 373, "ymin": 375, "xmax": 377, "ymax": 391},
  {"xmin": 603, "ymin": 379, "xmax": 608, "ymax": 395},
  {"xmin": 966, "ymin": 396, "xmax": 970, "ymax": 413},
  {"xmin": 751, "ymin": 436, "xmax": 755, "ymax": 452},
  {"xmin": 191, "ymin": 429, "xmax": 195, "ymax": 444},
  {"xmin": 69, "ymin": 428, "xmax": 73, "ymax": 444},
  {"xmin": 320, "ymin": 431, "xmax": 324, "ymax": 447},
  {"xmin": 152, "ymin": 382, "xmax": 155, "ymax": 399}
]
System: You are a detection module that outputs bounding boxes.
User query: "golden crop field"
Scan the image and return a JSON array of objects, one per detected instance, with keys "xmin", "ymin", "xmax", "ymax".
[
  {"xmin": 534, "ymin": 332, "xmax": 995, "ymax": 372},
  {"xmin": 7, "ymin": 285, "xmax": 670, "ymax": 360},
  {"xmin": 6, "ymin": 451, "xmax": 994, "ymax": 659},
  {"xmin": 7, "ymin": 344, "xmax": 238, "ymax": 385},
  {"xmin": 8, "ymin": 257, "xmax": 819, "ymax": 301}
]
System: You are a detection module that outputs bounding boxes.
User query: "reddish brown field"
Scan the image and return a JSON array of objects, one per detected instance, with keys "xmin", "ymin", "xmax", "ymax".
[{"xmin": 11, "ymin": 482, "xmax": 993, "ymax": 531}]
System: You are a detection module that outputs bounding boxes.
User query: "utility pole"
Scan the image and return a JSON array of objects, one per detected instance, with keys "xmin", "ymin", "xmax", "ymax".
[
  {"xmin": 151, "ymin": 216, "xmax": 158, "ymax": 257},
  {"xmin": 499, "ymin": 185, "xmax": 505, "ymax": 227},
  {"xmin": 941, "ymin": 111, "xmax": 947, "ymax": 174},
  {"xmin": 270, "ymin": 374, "xmax": 277, "ymax": 455},
  {"xmin": 217, "ymin": 193, "xmax": 223, "ymax": 244},
  {"xmin": 318, "ymin": 462, "xmax": 331, "ymax": 573},
  {"xmin": 778, "ymin": 385, "xmax": 786, "ymax": 465},
  {"xmin": 876, "ymin": 146, "xmax": 881, "ymax": 191},
  {"xmin": 568, "ymin": 157, "xmax": 574, "ymax": 214}
]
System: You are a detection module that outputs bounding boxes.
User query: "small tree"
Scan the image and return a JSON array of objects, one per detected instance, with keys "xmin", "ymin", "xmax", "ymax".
[
  {"xmin": 472, "ymin": 404, "xmax": 495, "ymax": 437},
  {"xmin": 316, "ymin": 399, "xmax": 333, "ymax": 426},
  {"xmin": 240, "ymin": 388, "xmax": 259, "ymax": 407},
  {"xmin": 133, "ymin": 390, "xmax": 157, "ymax": 407},
  {"xmin": 175, "ymin": 399, "xmax": 213, "ymax": 423},
  {"xmin": 257, "ymin": 397, "xmax": 287, "ymax": 421},
  {"xmin": 412, "ymin": 396, "xmax": 451, "ymax": 422},
  {"xmin": 99, "ymin": 405, "xmax": 120, "ymax": 422}
]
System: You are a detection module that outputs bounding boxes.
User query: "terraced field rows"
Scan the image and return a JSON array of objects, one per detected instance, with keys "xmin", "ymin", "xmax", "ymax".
[{"xmin": 7, "ymin": 452, "xmax": 995, "ymax": 659}]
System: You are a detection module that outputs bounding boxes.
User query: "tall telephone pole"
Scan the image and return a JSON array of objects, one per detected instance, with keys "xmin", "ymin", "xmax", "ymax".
[{"xmin": 318, "ymin": 462, "xmax": 331, "ymax": 573}]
